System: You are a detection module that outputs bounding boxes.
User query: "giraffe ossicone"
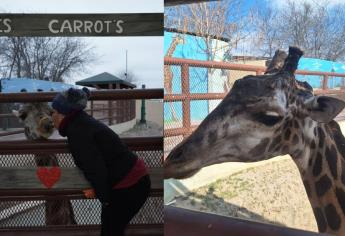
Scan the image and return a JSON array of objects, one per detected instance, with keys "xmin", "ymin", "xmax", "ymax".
[{"xmin": 164, "ymin": 46, "xmax": 345, "ymax": 235}]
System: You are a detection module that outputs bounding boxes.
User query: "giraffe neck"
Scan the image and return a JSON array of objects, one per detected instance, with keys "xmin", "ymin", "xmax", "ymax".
[
  {"xmin": 291, "ymin": 121, "xmax": 345, "ymax": 235},
  {"xmin": 166, "ymin": 38, "xmax": 180, "ymax": 57}
]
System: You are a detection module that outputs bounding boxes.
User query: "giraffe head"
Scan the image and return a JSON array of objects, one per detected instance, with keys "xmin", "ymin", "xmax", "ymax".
[
  {"xmin": 175, "ymin": 34, "xmax": 185, "ymax": 45},
  {"xmin": 164, "ymin": 47, "xmax": 345, "ymax": 179},
  {"xmin": 13, "ymin": 90, "xmax": 54, "ymax": 140}
]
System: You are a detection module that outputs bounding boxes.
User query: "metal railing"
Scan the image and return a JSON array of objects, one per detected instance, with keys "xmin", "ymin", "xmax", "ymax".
[{"xmin": 164, "ymin": 57, "xmax": 345, "ymax": 140}]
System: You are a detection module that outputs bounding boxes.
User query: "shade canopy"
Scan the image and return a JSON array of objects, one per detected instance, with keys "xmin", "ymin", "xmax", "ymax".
[{"xmin": 76, "ymin": 72, "xmax": 136, "ymax": 89}]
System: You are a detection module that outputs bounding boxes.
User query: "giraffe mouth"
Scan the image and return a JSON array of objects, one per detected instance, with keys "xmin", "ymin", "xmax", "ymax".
[
  {"xmin": 39, "ymin": 133, "xmax": 52, "ymax": 139},
  {"xmin": 37, "ymin": 117, "xmax": 54, "ymax": 138},
  {"xmin": 164, "ymin": 157, "xmax": 202, "ymax": 179},
  {"xmin": 164, "ymin": 164, "xmax": 201, "ymax": 179}
]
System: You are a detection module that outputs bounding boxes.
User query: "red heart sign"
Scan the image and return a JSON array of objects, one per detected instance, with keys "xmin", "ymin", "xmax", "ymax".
[{"xmin": 36, "ymin": 167, "xmax": 61, "ymax": 189}]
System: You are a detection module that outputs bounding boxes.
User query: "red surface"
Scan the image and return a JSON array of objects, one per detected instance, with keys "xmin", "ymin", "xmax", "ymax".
[{"xmin": 36, "ymin": 167, "xmax": 61, "ymax": 189}]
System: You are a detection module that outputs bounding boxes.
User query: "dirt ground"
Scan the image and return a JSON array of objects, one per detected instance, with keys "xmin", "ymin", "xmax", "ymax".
[
  {"xmin": 171, "ymin": 158, "xmax": 318, "ymax": 232},
  {"xmin": 120, "ymin": 120, "xmax": 162, "ymax": 137}
]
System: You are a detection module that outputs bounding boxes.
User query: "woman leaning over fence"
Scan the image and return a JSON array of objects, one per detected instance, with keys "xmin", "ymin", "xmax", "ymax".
[{"xmin": 51, "ymin": 87, "xmax": 151, "ymax": 236}]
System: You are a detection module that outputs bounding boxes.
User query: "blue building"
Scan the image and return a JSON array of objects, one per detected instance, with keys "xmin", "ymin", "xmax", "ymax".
[{"xmin": 0, "ymin": 77, "xmax": 86, "ymax": 93}]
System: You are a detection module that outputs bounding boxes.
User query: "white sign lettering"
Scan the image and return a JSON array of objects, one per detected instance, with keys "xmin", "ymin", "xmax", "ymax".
[
  {"xmin": 48, "ymin": 19, "xmax": 125, "ymax": 34},
  {"xmin": 0, "ymin": 18, "xmax": 12, "ymax": 33},
  {"xmin": 48, "ymin": 20, "xmax": 59, "ymax": 34}
]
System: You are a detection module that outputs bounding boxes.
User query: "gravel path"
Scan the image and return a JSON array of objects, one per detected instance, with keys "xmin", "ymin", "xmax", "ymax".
[
  {"xmin": 120, "ymin": 120, "xmax": 162, "ymax": 137},
  {"xmin": 171, "ymin": 159, "xmax": 318, "ymax": 232}
]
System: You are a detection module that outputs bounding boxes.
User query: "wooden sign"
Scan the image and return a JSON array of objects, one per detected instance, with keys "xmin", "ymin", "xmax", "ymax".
[
  {"xmin": 0, "ymin": 167, "xmax": 162, "ymax": 190},
  {"xmin": 0, "ymin": 14, "xmax": 163, "ymax": 36}
]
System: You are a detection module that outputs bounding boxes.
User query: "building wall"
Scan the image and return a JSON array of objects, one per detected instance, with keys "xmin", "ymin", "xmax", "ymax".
[
  {"xmin": 298, "ymin": 58, "xmax": 345, "ymax": 89},
  {"xmin": 164, "ymin": 31, "xmax": 208, "ymax": 123},
  {"xmin": 136, "ymin": 99, "xmax": 163, "ymax": 126},
  {"xmin": 164, "ymin": 31, "xmax": 269, "ymax": 122}
]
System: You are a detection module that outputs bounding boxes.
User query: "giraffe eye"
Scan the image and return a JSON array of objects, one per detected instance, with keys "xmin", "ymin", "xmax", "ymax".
[
  {"xmin": 19, "ymin": 112, "xmax": 27, "ymax": 120},
  {"xmin": 253, "ymin": 112, "xmax": 283, "ymax": 126}
]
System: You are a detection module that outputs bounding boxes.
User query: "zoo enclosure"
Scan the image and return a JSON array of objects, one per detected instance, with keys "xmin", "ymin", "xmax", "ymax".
[
  {"xmin": 0, "ymin": 89, "xmax": 164, "ymax": 236},
  {"xmin": 0, "ymin": 90, "xmax": 139, "ymax": 132},
  {"xmin": 164, "ymin": 57, "xmax": 345, "ymax": 154}
]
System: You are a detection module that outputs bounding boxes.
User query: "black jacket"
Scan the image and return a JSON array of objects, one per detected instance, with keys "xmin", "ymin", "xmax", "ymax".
[{"xmin": 59, "ymin": 110, "xmax": 138, "ymax": 204}]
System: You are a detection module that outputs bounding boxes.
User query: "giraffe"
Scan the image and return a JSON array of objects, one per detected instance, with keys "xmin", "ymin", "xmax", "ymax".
[
  {"xmin": 164, "ymin": 46, "xmax": 345, "ymax": 235},
  {"xmin": 164, "ymin": 34, "xmax": 184, "ymax": 121},
  {"xmin": 13, "ymin": 91, "xmax": 76, "ymax": 225}
]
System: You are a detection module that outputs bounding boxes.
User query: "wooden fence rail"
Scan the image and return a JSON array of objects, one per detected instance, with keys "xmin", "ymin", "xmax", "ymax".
[
  {"xmin": 0, "ymin": 88, "xmax": 163, "ymax": 103},
  {"xmin": 0, "ymin": 224, "xmax": 164, "ymax": 236}
]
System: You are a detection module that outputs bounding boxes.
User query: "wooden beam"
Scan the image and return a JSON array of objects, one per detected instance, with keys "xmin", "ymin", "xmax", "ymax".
[
  {"xmin": 0, "ymin": 14, "xmax": 163, "ymax": 37},
  {"xmin": 165, "ymin": 0, "xmax": 218, "ymax": 6},
  {"xmin": 0, "ymin": 89, "xmax": 164, "ymax": 103},
  {"xmin": 0, "ymin": 136, "xmax": 163, "ymax": 154},
  {"xmin": 0, "ymin": 167, "xmax": 162, "ymax": 190},
  {"xmin": 0, "ymin": 224, "xmax": 164, "ymax": 236}
]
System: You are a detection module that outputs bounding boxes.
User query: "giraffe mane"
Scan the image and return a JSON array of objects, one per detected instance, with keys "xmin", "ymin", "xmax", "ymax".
[{"xmin": 328, "ymin": 120, "xmax": 345, "ymax": 161}]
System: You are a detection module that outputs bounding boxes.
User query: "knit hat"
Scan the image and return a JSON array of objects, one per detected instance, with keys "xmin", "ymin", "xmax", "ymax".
[{"xmin": 52, "ymin": 87, "xmax": 90, "ymax": 115}]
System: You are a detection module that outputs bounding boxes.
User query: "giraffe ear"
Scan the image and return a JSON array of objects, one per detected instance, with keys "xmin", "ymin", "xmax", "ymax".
[
  {"xmin": 305, "ymin": 96, "xmax": 345, "ymax": 123},
  {"xmin": 12, "ymin": 109, "xmax": 27, "ymax": 121}
]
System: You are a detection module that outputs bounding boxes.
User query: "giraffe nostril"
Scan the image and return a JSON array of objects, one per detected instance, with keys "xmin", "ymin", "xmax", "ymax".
[{"xmin": 45, "ymin": 123, "xmax": 54, "ymax": 130}]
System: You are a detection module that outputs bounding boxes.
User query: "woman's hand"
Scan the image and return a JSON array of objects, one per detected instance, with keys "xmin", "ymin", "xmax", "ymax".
[{"xmin": 83, "ymin": 188, "xmax": 96, "ymax": 198}]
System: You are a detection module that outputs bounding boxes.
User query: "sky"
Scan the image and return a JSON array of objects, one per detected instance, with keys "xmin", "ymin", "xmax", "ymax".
[
  {"xmin": 242, "ymin": 0, "xmax": 345, "ymax": 10},
  {"xmin": 0, "ymin": 0, "xmax": 164, "ymax": 88},
  {"xmin": 268, "ymin": 0, "xmax": 345, "ymax": 8},
  {"xmin": 217, "ymin": 0, "xmax": 345, "ymax": 56}
]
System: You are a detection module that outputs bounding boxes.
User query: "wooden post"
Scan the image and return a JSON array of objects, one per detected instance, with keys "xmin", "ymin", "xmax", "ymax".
[
  {"xmin": 108, "ymin": 83, "xmax": 113, "ymax": 125},
  {"xmin": 322, "ymin": 75, "xmax": 329, "ymax": 90},
  {"xmin": 131, "ymin": 99, "xmax": 135, "ymax": 120},
  {"xmin": 256, "ymin": 70, "xmax": 263, "ymax": 75},
  {"xmin": 140, "ymin": 85, "xmax": 146, "ymax": 124},
  {"xmin": 181, "ymin": 64, "xmax": 190, "ymax": 137},
  {"xmin": 93, "ymin": 85, "xmax": 101, "ymax": 119},
  {"xmin": 90, "ymin": 100, "xmax": 94, "ymax": 117},
  {"xmin": 115, "ymin": 83, "xmax": 120, "ymax": 123}
]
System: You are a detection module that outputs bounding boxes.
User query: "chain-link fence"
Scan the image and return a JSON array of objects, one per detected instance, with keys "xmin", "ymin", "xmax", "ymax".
[{"xmin": 0, "ymin": 145, "xmax": 163, "ymax": 227}]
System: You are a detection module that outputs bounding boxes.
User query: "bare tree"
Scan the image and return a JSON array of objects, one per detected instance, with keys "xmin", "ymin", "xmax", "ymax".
[
  {"xmin": 0, "ymin": 37, "xmax": 95, "ymax": 82},
  {"xmin": 165, "ymin": 0, "xmax": 251, "ymax": 62},
  {"xmin": 254, "ymin": 1, "xmax": 345, "ymax": 61},
  {"xmin": 165, "ymin": 0, "xmax": 253, "ymax": 95},
  {"xmin": 251, "ymin": 7, "xmax": 283, "ymax": 57},
  {"xmin": 119, "ymin": 70, "xmax": 138, "ymax": 85}
]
